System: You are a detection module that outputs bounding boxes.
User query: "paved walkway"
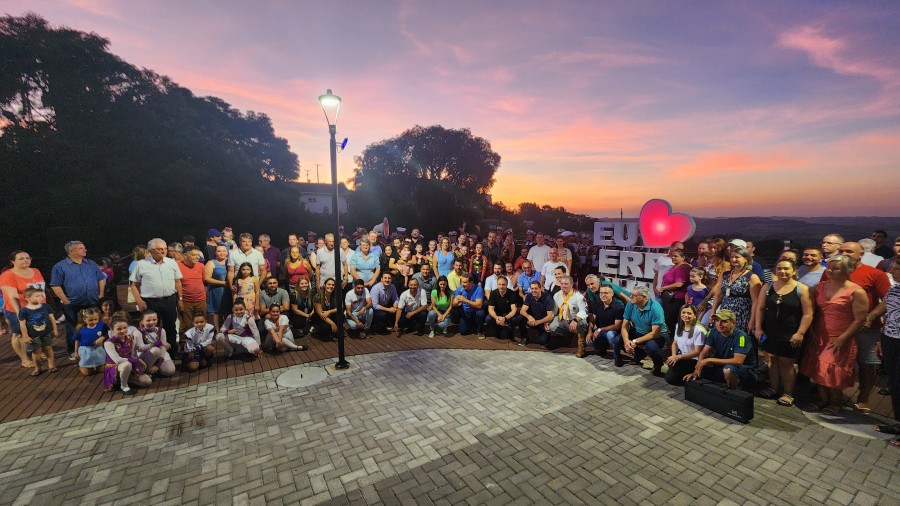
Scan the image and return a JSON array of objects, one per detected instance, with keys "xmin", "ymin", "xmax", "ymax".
[{"xmin": 1, "ymin": 349, "xmax": 899, "ymax": 505}]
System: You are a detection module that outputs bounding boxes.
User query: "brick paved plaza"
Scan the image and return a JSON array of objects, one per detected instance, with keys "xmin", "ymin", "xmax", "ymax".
[{"xmin": 1, "ymin": 349, "xmax": 899, "ymax": 505}]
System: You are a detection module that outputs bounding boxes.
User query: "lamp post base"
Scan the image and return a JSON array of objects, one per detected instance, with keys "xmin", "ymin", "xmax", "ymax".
[{"xmin": 334, "ymin": 359, "xmax": 350, "ymax": 370}]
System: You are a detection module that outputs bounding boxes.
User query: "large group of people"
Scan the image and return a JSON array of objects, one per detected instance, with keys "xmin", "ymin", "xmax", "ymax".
[{"xmin": 2, "ymin": 226, "xmax": 900, "ymax": 446}]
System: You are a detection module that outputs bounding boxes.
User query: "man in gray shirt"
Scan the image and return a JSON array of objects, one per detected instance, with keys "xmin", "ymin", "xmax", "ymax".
[{"xmin": 411, "ymin": 264, "xmax": 437, "ymax": 304}]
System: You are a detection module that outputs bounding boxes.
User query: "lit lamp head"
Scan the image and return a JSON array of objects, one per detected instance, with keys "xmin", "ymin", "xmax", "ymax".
[{"xmin": 318, "ymin": 88, "xmax": 341, "ymax": 127}]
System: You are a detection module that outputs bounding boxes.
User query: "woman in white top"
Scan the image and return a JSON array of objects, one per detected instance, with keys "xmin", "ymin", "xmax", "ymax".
[
  {"xmin": 263, "ymin": 305, "xmax": 306, "ymax": 352},
  {"xmin": 665, "ymin": 304, "xmax": 707, "ymax": 386}
]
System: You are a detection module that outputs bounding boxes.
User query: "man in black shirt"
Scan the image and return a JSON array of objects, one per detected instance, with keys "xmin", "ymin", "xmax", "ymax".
[
  {"xmin": 485, "ymin": 277, "xmax": 522, "ymax": 340},
  {"xmin": 518, "ymin": 280, "xmax": 555, "ymax": 346},
  {"xmin": 588, "ymin": 285, "xmax": 625, "ymax": 366}
]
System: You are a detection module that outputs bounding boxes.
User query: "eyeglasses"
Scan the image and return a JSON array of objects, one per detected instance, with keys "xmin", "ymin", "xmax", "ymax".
[{"xmin": 822, "ymin": 241, "xmax": 840, "ymax": 245}]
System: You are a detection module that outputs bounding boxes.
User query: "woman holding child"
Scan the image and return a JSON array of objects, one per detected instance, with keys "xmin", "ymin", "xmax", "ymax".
[{"xmin": 1, "ymin": 251, "xmax": 47, "ymax": 369}]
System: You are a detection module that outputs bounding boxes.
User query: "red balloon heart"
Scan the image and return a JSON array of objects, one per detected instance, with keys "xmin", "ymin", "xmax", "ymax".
[{"xmin": 639, "ymin": 199, "xmax": 696, "ymax": 248}]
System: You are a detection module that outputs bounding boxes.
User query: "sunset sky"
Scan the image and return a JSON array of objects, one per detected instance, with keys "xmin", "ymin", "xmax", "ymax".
[{"xmin": 7, "ymin": 1, "xmax": 900, "ymax": 217}]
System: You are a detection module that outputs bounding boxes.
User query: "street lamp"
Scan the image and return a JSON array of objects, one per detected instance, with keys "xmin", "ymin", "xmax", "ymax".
[{"xmin": 319, "ymin": 89, "xmax": 349, "ymax": 370}]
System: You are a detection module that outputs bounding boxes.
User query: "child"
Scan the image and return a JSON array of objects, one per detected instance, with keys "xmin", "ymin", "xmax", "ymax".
[
  {"xmin": 18, "ymin": 288, "xmax": 58, "ymax": 376},
  {"xmin": 74, "ymin": 307, "xmax": 109, "ymax": 376},
  {"xmin": 217, "ymin": 298, "xmax": 261, "ymax": 358},
  {"xmin": 182, "ymin": 312, "xmax": 217, "ymax": 371},
  {"xmin": 664, "ymin": 304, "xmax": 708, "ymax": 386},
  {"xmin": 103, "ymin": 316, "xmax": 152, "ymax": 394},
  {"xmin": 135, "ymin": 309, "xmax": 176, "ymax": 377},
  {"xmin": 99, "ymin": 297, "xmax": 115, "ymax": 325},
  {"xmin": 234, "ymin": 262, "xmax": 260, "ymax": 318},
  {"xmin": 397, "ymin": 246, "xmax": 414, "ymax": 288},
  {"xmin": 263, "ymin": 304, "xmax": 307, "ymax": 352},
  {"xmin": 685, "ymin": 267, "xmax": 710, "ymax": 308}
]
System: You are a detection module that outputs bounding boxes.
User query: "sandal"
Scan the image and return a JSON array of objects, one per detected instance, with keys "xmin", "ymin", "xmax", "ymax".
[
  {"xmin": 30, "ymin": 369, "xmax": 41, "ymax": 377},
  {"xmin": 758, "ymin": 387, "xmax": 778, "ymax": 399},
  {"xmin": 776, "ymin": 394, "xmax": 794, "ymax": 407},
  {"xmin": 852, "ymin": 403, "xmax": 871, "ymax": 414},
  {"xmin": 821, "ymin": 405, "xmax": 842, "ymax": 416},
  {"xmin": 47, "ymin": 367, "xmax": 58, "ymax": 373},
  {"xmin": 875, "ymin": 424, "xmax": 900, "ymax": 435}
]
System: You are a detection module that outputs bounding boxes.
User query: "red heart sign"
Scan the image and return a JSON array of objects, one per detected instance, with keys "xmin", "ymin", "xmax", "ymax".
[{"xmin": 639, "ymin": 199, "xmax": 696, "ymax": 248}]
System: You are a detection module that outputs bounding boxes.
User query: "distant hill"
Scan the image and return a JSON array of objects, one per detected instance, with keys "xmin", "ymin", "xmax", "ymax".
[{"xmin": 692, "ymin": 217, "xmax": 898, "ymax": 245}]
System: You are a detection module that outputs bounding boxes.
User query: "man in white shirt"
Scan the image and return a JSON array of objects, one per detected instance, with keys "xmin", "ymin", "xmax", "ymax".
[
  {"xmin": 859, "ymin": 238, "xmax": 885, "ymax": 268},
  {"xmin": 130, "ymin": 238, "xmax": 184, "ymax": 348},
  {"xmin": 395, "ymin": 278, "xmax": 428, "ymax": 335},
  {"xmin": 483, "ymin": 263, "xmax": 508, "ymax": 300},
  {"xmin": 540, "ymin": 248, "xmax": 566, "ymax": 290},
  {"xmin": 345, "ymin": 279, "xmax": 373, "ymax": 337},
  {"xmin": 549, "ymin": 276, "xmax": 589, "ymax": 358},
  {"xmin": 227, "ymin": 233, "xmax": 267, "ymax": 287},
  {"xmin": 526, "ymin": 233, "xmax": 552, "ymax": 273},
  {"xmin": 317, "ymin": 233, "xmax": 348, "ymax": 288}
]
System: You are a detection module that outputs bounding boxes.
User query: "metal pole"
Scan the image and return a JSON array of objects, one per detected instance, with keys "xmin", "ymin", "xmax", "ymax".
[{"xmin": 330, "ymin": 124, "xmax": 349, "ymax": 369}]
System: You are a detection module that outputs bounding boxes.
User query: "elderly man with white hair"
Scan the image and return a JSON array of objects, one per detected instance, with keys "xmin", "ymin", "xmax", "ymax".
[
  {"xmin": 622, "ymin": 284, "xmax": 669, "ymax": 377},
  {"xmin": 549, "ymin": 275, "xmax": 589, "ymax": 357},
  {"xmin": 858, "ymin": 238, "xmax": 885, "ymax": 268},
  {"xmin": 130, "ymin": 238, "xmax": 184, "ymax": 349}
]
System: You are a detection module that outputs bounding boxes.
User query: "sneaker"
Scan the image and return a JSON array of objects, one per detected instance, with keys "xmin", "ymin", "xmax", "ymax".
[
  {"xmin": 296, "ymin": 345, "xmax": 308, "ymax": 351},
  {"xmin": 69, "ymin": 353, "xmax": 77, "ymax": 362},
  {"xmin": 442, "ymin": 328, "xmax": 447, "ymax": 335},
  {"xmin": 517, "ymin": 341, "xmax": 526, "ymax": 347},
  {"xmin": 121, "ymin": 385, "xmax": 134, "ymax": 395},
  {"xmin": 428, "ymin": 331, "xmax": 435, "ymax": 339},
  {"xmin": 477, "ymin": 333, "xmax": 486, "ymax": 340}
]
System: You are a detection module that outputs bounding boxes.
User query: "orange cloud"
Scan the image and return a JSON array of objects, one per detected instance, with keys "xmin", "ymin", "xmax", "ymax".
[{"xmin": 668, "ymin": 150, "xmax": 802, "ymax": 177}]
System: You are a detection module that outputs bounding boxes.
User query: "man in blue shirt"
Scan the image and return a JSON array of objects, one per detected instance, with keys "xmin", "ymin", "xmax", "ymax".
[
  {"xmin": 369, "ymin": 273, "xmax": 399, "ymax": 334},
  {"xmin": 50, "ymin": 241, "xmax": 106, "ymax": 359},
  {"xmin": 622, "ymin": 285, "xmax": 668, "ymax": 376},
  {"xmin": 517, "ymin": 261, "xmax": 541, "ymax": 299},
  {"xmin": 453, "ymin": 273, "xmax": 486, "ymax": 338},
  {"xmin": 685, "ymin": 309, "xmax": 758, "ymax": 389}
]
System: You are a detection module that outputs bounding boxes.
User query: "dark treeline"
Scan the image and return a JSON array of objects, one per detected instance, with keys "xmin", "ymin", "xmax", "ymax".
[{"xmin": 0, "ymin": 13, "xmax": 597, "ymax": 262}]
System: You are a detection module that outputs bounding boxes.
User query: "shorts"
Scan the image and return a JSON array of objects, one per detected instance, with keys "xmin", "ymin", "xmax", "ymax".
[
  {"xmin": 78, "ymin": 345, "xmax": 107, "ymax": 368},
  {"xmin": 701, "ymin": 364, "xmax": 758, "ymax": 387},
  {"xmin": 857, "ymin": 328, "xmax": 881, "ymax": 365},
  {"xmin": 25, "ymin": 333, "xmax": 53, "ymax": 353},
  {"xmin": 3, "ymin": 310, "xmax": 21, "ymax": 334}
]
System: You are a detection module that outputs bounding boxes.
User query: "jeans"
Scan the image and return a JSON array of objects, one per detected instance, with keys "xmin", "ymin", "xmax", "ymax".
[
  {"xmin": 427, "ymin": 310, "xmax": 451, "ymax": 332},
  {"xmin": 517, "ymin": 318, "xmax": 549, "ymax": 345},
  {"xmin": 485, "ymin": 314, "xmax": 523, "ymax": 340},
  {"xmin": 620, "ymin": 331, "xmax": 665, "ymax": 370},
  {"xmin": 372, "ymin": 309, "xmax": 395, "ymax": 331},
  {"xmin": 346, "ymin": 308, "xmax": 374, "ymax": 330},
  {"xmin": 398, "ymin": 311, "xmax": 427, "ymax": 333},
  {"xmin": 458, "ymin": 309, "xmax": 486, "ymax": 335},
  {"xmin": 590, "ymin": 330, "xmax": 622, "ymax": 359}
]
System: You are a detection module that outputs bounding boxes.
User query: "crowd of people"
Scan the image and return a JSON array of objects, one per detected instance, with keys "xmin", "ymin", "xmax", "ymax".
[{"xmin": 1, "ymin": 225, "xmax": 899, "ymax": 446}]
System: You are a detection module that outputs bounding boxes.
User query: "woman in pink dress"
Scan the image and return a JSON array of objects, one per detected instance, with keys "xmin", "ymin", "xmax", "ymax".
[{"xmin": 800, "ymin": 255, "xmax": 869, "ymax": 415}]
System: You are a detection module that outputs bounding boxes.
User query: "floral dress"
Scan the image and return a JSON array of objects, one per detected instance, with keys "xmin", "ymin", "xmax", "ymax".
[
  {"xmin": 720, "ymin": 270, "xmax": 753, "ymax": 332},
  {"xmin": 236, "ymin": 277, "xmax": 258, "ymax": 317}
]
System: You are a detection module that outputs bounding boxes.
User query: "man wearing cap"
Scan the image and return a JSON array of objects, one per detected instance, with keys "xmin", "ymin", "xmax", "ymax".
[
  {"xmin": 524, "ymin": 230, "xmax": 536, "ymax": 248},
  {"xmin": 345, "ymin": 279, "xmax": 373, "ymax": 337},
  {"xmin": 684, "ymin": 309, "xmax": 759, "ymax": 389},
  {"xmin": 622, "ymin": 285, "xmax": 668, "ymax": 376},
  {"xmin": 205, "ymin": 229, "xmax": 222, "ymax": 262}
]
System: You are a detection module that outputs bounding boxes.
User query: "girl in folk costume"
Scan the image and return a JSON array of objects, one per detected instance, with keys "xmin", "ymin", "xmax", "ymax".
[
  {"xmin": 216, "ymin": 298, "xmax": 261, "ymax": 358},
  {"xmin": 103, "ymin": 316, "xmax": 152, "ymax": 394},
  {"xmin": 135, "ymin": 309, "xmax": 176, "ymax": 376}
]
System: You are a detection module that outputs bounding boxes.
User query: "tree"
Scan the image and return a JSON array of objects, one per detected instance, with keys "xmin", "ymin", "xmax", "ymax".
[
  {"xmin": 349, "ymin": 125, "xmax": 501, "ymax": 235},
  {"xmin": 0, "ymin": 14, "xmax": 304, "ymax": 256}
]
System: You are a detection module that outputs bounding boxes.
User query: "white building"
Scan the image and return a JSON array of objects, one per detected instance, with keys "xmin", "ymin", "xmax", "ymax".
[{"xmin": 294, "ymin": 182, "xmax": 350, "ymax": 214}]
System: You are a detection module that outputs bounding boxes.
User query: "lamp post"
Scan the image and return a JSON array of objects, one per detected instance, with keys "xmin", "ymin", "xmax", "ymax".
[{"xmin": 319, "ymin": 89, "xmax": 349, "ymax": 370}]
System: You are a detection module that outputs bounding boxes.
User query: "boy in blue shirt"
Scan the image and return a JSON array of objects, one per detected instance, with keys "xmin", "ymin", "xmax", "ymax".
[{"xmin": 18, "ymin": 288, "xmax": 58, "ymax": 376}]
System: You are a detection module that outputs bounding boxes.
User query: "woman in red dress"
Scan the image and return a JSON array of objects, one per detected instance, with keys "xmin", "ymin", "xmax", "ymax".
[{"xmin": 799, "ymin": 255, "xmax": 869, "ymax": 415}]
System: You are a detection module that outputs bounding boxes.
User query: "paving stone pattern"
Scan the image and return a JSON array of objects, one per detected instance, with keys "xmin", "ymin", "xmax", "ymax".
[{"xmin": 0, "ymin": 349, "xmax": 898, "ymax": 505}]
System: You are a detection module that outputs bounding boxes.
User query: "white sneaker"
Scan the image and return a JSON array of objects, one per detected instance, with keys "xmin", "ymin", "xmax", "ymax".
[
  {"xmin": 428, "ymin": 331, "xmax": 435, "ymax": 339},
  {"xmin": 121, "ymin": 385, "xmax": 134, "ymax": 395}
]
